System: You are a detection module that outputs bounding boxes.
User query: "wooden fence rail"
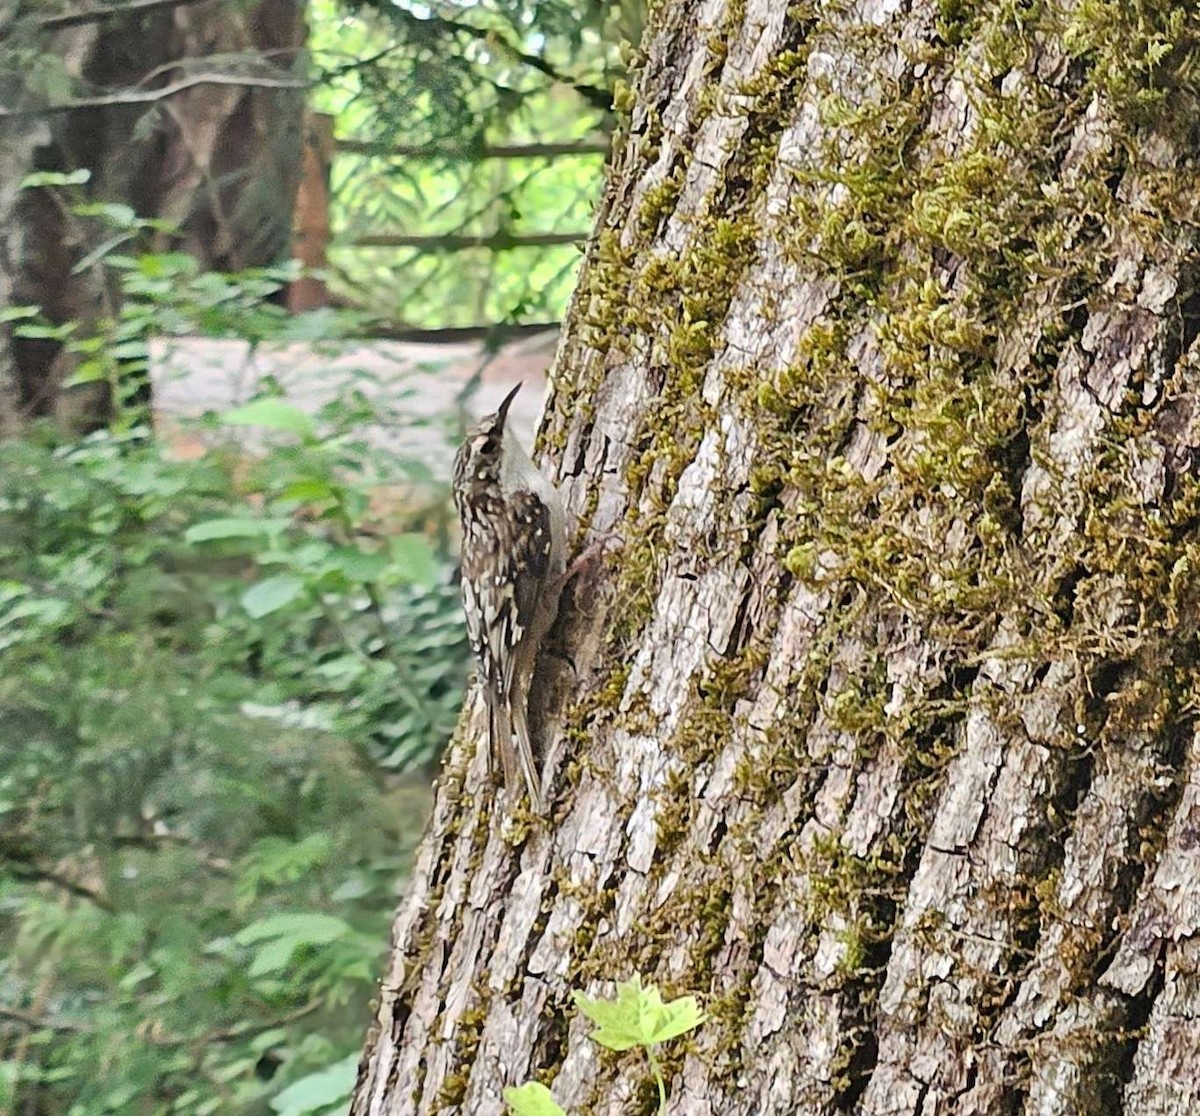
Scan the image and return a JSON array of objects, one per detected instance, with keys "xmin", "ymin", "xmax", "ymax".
[
  {"xmin": 287, "ymin": 112, "xmax": 603, "ymax": 312},
  {"xmin": 334, "ymin": 138, "xmax": 609, "ymax": 161}
]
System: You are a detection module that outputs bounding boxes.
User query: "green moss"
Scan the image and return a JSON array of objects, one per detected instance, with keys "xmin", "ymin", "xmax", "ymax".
[
  {"xmin": 612, "ymin": 78, "xmax": 637, "ymax": 114},
  {"xmin": 530, "ymin": 0, "xmax": 1200, "ymax": 1100},
  {"xmin": 1064, "ymin": 0, "xmax": 1200, "ymax": 133},
  {"xmin": 637, "ymin": 167, "xmax": 685, "ymax": 232},
  {"xmin": 435, "ymin": 1001, "xmax": 490, "ymax": 1108}
]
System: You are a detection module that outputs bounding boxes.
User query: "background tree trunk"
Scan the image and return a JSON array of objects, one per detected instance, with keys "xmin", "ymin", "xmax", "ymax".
[
  {"xmin": 353, "ymin": 0, "xmax": 1200, "ymax": 1113},
  {"xmin": 0, "ymin": 6, "xmax": 50, "ymax": 437},
  {"xmin": 0, "ymin": 0, "xmax": 305, "ymax": 427}
]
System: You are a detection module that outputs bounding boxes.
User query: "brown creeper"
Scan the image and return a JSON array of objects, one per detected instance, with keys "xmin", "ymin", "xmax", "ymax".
[{"xmin": 452, "ymin": 382, "xmax": 567, "ymax": 812}]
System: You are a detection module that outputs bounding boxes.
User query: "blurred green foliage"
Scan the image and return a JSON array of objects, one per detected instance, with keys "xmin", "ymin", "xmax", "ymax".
[
  {"xmin": 0, "ymin": 0, "xmax": 639, "ymax": 1104},
  {"xmin": 0, "ymin": 210, "xmax": 470, "ymax": 1114},
  {"xmin": 311, "ymin": 0, "xmax": 637, "ymax": 326}
]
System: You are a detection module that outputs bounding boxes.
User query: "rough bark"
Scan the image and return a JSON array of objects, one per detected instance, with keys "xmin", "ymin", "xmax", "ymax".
[
  {"xmin": 353, "ymin": 1, "xmax": 1200, "ymax": 1113},
  {"xmin": 0, "ymin": 0, "xmax": 304, "ymax": 426}
]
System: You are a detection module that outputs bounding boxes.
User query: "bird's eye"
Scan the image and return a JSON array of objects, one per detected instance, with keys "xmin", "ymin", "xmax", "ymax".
[{"xmin": 480, "ymin": 437, "xmax": 498, "ymax": 455}]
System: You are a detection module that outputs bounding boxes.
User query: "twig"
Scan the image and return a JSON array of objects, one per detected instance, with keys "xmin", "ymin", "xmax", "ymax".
[
  {"xmin": 0, "ymin": 1004, "xmax": 92, "ymax": 1035},
  {"xmin": 131, "ymin": 49, "xmax": 303, "ymax": 92},
  {"xmin": 0, "ymin": 73, "xmax": 308, "ymax": 119},
  {"xmin": 3, "ymin": 860, "xmax": 115, "ymax": 912},
  {"xmin": 0, "ymin": 1000, "xmax": 322, "ymax": 1045},
  {"xmin": 111, "ymin": 832, "xmax": 232, "ymax": 874},
  {"xmin": 151, "ymin": 999, "xmax": 322, "ymax": 1046},
  {"xmin": 391, "ymin": 6, "xmax": 612, "ymax": 111},
  {"xmin": 39, "ymin": 0, "xmax": 212, "ymax": 31},
  {"xmin": 365, "ymin": 320, "xmax": 560, "ymax": 343},
  {"xmin": 350, "ymin": 231, "xmax": 585, "ymax": 252}
]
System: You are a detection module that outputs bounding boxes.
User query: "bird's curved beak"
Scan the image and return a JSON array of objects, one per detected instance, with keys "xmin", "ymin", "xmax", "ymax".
[{"xmin": 495, "ymin": 381, "xmax": 522, "ymax": 428}]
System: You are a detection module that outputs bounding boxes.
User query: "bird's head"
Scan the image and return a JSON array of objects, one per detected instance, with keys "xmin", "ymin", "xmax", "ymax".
[{"xmin": 453, "ymin": 381, "xmax": 522, "ymax": 495}]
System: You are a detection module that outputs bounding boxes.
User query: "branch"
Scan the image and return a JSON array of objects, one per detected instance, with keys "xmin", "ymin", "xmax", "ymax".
[
  {"xmin": 0, "ymin": 1005, "xmax": 92, "ymax": 1035},
  {"xmin": 180, "ymin": 1000, "xmax": 322, "ymax": 1046},
  {"xmin": 0, "ymin": 73, "xmax": 308, "ymax": 119},
  {"xmin": 368, "ymin": 320, "xmax": 561, "ymax": 343},
  {"xmin": 3, "ymin": 860, "xmax": 115, "ymax": 912},
  {"xmin": 38, "ymin": 0, "xmax": 211, "ymax": 30},
  {"xmin": 393, "ymin": 7, "xmax": 613, "ymax": 112},
  {"xmin": 135, "ymin": 1000, "xmax": 324, "ymax": 1048},
  {"xmin": 349, "ymin": 231, "xmax": 586, "ymax": 252},
  {"xmin": 335, "ymin": 138, "xmax": 610, "ymax": 161},
  {"xmin": 319, "ymin": 42, "xmax": 407, "ymax": 80},
  {"xmin": 112, "ymin": 832, "xmax": 233, "ymax": 874},
  {"xmin": 0, "ymin": 1000, "xmax": 321, "ymax": 1044},
  {"xmin": 0, "ymin": 835, "xmax": 114, "ymax": 910}
]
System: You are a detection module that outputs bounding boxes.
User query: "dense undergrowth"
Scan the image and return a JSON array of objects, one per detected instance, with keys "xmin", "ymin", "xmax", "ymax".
[{"xmin": 0, "ymin": 236, "xmax": 470, "ymax": 1116}]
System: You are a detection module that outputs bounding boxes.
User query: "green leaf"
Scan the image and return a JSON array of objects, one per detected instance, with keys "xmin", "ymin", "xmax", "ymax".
[
  {"xmin": 503, "ymin": 1081, "xmax": 566, "ymax": 1116},
  {"xmin": 573, "ymin": 975, "xmax": 705, "ymax": 1053},
  {"xmin": 235, "ymin": 913, "xmax": 351, "ymax": 977},
  {"xmin": 118, "ymin": 961, "xmax": 156, "ymax": 991},
  {"xmin": 245, "ymin": 935, "xmax": 303, "ymax": 977},
  {"xmin": 20, "ymin": 169, "xmax": 91, "ymax": 189},
  {"xmin": 184, "ymin": 517, "xmax": 293, "ymax": 543},
  {"xmin": 242, "ymin": 575, "xmax": 306, "ymax": 618},
  {"xmin": 14, "ymin": 321, "xmax": 75, "ymax": 341},
  {"xmin": 72, "ymin": 201, "xmax": 139, "ymax": 228},
  {"xmin": 235, "ymin": 912, "xmax": 351, "ymax": 946},
  {"xmin": 1, "ymin": 597, "xmax": 71, "ymax": 628},
  {"xmin": 269, "ymin": 1053, "xmax": 358, "ymax": 1116},
  {"xmin": 390, "ymin": 533, "xmax": 437, "ymax": 585},
  {"xmin": 136, "ymin": 252, "xmax": 199, "ymax": 279},
  {"xmin": 222, "ymin": 399, "xmax": 316, "ymax": 439},
  {"xmin": 237, "ymin": 834, "xmax": 335, "ymax": 902},
  {"xmin": 281, "ymin": 479, "xmax": 339, "ymax": 504},
  {"xmin": 62, "ymin": 359, "xmax": 109, "ymax": 387},
  {"xmin": 330, "ymin": 546, "xmax": 389, "ymax": 583},
  {"xmin": 110, "ymin": 339, "xmax": 149, "ymax": 361}
]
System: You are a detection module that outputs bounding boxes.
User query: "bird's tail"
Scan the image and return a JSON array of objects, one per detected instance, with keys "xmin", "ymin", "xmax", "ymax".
[
  {"xmin": 485, "ymin": 688, "xmax": 543, "ymax": 813},
  {"xmin": 509, "ymin": 697, "xmax": 544, "ymax": 814}
]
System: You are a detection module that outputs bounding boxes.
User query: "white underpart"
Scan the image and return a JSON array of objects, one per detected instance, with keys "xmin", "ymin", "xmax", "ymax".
[{"xmin": 500, "ymin": 430, "xmax": 567, "ymax": 575}]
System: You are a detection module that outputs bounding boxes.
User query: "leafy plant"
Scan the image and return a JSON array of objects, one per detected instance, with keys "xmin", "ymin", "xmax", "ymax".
[
  {"xmin": 503, "ymin": 976, "xmax": 705, "ymax": 1116},
  {"xmin": 0, "ymin": 239, "xmax": 469, "ymax": 1113},
  {"xmin": 504, "ymin": 1081, "xmax": 568, "ymax": 1116}
]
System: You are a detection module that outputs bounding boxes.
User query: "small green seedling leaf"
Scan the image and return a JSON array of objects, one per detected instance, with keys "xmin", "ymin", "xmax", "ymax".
[
  {"xmin": 573, "ymin": 974, "xmax": 705, "ymax": 1052},
  {"xmin": 503, "ymin": 1082, "xmax": 566, "ymax": 1116},
  {"xmin": 72, "ymin": 232, "xmax": 137, "ymax": 275}
]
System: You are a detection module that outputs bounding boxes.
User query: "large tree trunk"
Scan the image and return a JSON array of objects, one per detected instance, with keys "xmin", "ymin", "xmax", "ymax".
[
  {"xmin": 353, "ymin": 0, "xmax": 1200, "ymax": 1113},
  {"xmin": 0, "ymin": 2, "xmax": 62, "ymax": 435},
  {"xmin": 0, "ymin": 0, "xmax": 305, "ymax": 427}
]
